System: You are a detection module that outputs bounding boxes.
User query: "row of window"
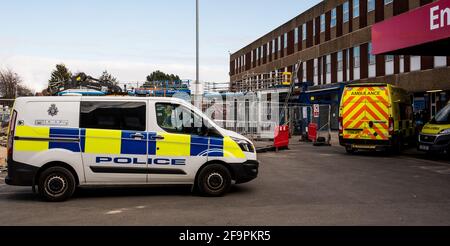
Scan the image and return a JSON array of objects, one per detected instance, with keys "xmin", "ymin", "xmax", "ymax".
[
  {"xmin": 303, "ymin": 45, "xmax": 447, "ymax": 85},
  {"xmin": 233, "ymin": 0, "xmax": 395, "ymax": 73},
  {"xmin": 238, "ymin": 53, "xmax": 447, "ymax": 88}
]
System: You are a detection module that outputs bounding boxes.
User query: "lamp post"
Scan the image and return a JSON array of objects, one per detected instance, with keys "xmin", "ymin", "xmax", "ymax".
[{"xmin": 194, "ymin": 0, "xmax": 201, "ymax": 107}]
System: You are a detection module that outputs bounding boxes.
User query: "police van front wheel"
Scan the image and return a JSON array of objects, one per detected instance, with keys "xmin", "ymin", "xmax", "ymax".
[
  {"xmin": 38, "ymin": 167, "xmax": 76, "ymax": 202},
  {"xmin": 196, "ymin": 164, "xmax": 232, "ymax": 197}
]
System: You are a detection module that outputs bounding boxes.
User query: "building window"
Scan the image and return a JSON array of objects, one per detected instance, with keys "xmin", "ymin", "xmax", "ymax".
[
  {"xmin": 267, "ymin": 42, "xmax": 270, "ymax": 56},
  {"xmin": 272, "ymin": 40, "xmax": 276, "ymax": 53},
  {"xmin": 261, "ymin": 46, "xmax": 264, "ymax": 59},
  {"xmin": 320, "ymin": 14, "xmax": 325, "ymax": 32},
  {"xmin": 384, "ymin": 0, "xmax": 393, "ymax": 5},
  {"xmin": 331, "ymin": 8, "xmax": 337, "ymax": 27},
  {"xmin": 256, "ymin": 48, "xmax": 259, "ymax": 60},
  {"xmin": 326, "ymin": 55, "xmax": 331, "ymax": 83},
  {"xmin": 385, "ymin": 55, "xmax": 394, "ymax": 62},
  {"xmin": 302, "ymin": 23, "xmax": 307, "ymax": 40},
  {"xmin": 411, "ymin": 56, "xmax": 421, "ymax": 71},
  {"xmin": 368, "ymin": 0, "xmax": 375, "ymax": 12},
  {"xmin": 251, "ymin": 51, "xmax": 253, "ymax": 63},
  {"xmin": 313, "ymin": 20, "xmax": 316, "ymax": 36},
  {"xmin": 368, "ymin": 42, "xmax": 376, "ymax": 65},
  {"xmin": 338, "ymin": 51, "xmax": 343, "ymax": 71},
  {"xmin": 353, "ymin": 0, "xmax": 360, "ymax": 18},
  {"xmin": 294, "ymin": 27, "xmax": 299, "ymax": 44},
  {"xmin": 326, "ymin": 55, "xmax": 331, "ymax": 74},
  {"xmin": 80, "ymin": 102, "xmax": 146, "ymax": 131},
  {"xmin": 284, "ymin": 33, "xmax": 288, "ymax": 49},
  {"xmin": 314, "ymin": 59, "xmax": 318, "ymax": 76},
  {"xmin": 435, "ymin": 56, "xmax": 447, "ymax": 67},
  {"xmin": 354, "ymin": 46, "xmax": 360, "ymax": 68},
  {"xmin": 302, "ymin": 62, "xmax": 307, "ymax": 81},
  {"xmin": 278, "ymin": 36, "xmax": 281, "ymax": 51},
  {"xmin": 243, "ymin": 55, "xmax": 246, "ymax": 67},
  {"xmin": 343, "ymin": 2, "xmax": 350, "ymax": 23}
]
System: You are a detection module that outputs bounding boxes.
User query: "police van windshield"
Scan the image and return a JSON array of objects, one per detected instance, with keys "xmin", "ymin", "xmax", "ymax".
[{"xmin": 431, "ymin": 104, "xmax": 450, "ymax": 124}]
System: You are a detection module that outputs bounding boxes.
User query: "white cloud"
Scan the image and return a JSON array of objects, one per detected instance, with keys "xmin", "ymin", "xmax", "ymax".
[{"xmin": 0, "ymin": 55, "xmax": 229, "ymax": 93}]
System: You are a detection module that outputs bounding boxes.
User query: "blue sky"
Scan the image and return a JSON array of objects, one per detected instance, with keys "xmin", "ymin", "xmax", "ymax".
[{"xmin": 0, "ymin": 0, "xmax": 321, "ymax": 91}]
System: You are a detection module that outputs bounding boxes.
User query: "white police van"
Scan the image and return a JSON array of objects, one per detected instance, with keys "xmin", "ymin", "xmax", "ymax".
[{"xmin": 6, "ymin": 96, "xmax": 258, "ymax": 201}]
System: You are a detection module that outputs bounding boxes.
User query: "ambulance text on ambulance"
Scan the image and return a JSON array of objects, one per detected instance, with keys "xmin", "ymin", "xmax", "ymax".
[{"xmin": 350, "ymin": 91, "xmax": 381, "ymax": 96}]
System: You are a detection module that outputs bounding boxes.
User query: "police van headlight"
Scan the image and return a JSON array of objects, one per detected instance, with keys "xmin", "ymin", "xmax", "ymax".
[
  {"xmin": 439, "ymin": 129, "xmax": 450, "ymax": 135},
  {"xmin": 233, "ymin": 138, "xmax": 255, "ymax": 153}
]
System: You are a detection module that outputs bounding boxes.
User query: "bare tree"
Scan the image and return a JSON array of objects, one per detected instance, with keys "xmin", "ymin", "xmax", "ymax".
[{"xmin": 0, "ymin": 69, "xmax": 34, "ymax": 99}]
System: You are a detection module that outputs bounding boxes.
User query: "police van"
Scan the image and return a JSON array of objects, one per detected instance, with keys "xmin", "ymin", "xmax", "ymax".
[{"xmin": 5, "ymin": 96, "xmax": 259, "ymax": 201}]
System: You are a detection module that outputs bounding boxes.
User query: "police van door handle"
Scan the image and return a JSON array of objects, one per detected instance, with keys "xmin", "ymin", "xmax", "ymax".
[
  {"xmin": 131, "ymin": 133, "xmax": 145, "ymax": 139},
  {"xmin": 151, "ymin": 135, "xmax": 165, "ymax": 140}
]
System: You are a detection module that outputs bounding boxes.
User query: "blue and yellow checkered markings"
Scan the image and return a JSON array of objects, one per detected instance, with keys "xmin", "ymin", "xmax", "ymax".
[
  {"xmin": 80, "ymin": 129, "xmax": 86, "ymax": 153},
  {"xmin": 156, "ymin": 133, "xmax": 190, "ymax": 157},
  {"xmin": 190, "ymin": 136, "xmax": 209, "ymax": 156},
  {"xmin": 208, "ymin": 137, "xmax": 224, "ymax": 157},
  {"xmin": 223, "ymin": 136, "xmax": 246, "ymax": 159},
  {"xmin": 120, "ymin": 131, "xmax": 147, "ymax": 155},
  {"xmin": 147, "ymin": 132, "xmax": 157, "ymax": 155},
  {"xmin": 15, "ymin": 126, "xmax": 235, "ymax": 158},
  {"xmin": 15, "ymin": 126, "xmax": 50, "ymax": 152},
  {"xmin": 83, "ymin": 129, "xmax": 121, "ymax": 154},
  {"xmin": 49, "ymin": 128, "xmax": 80, "ymax": 152}
]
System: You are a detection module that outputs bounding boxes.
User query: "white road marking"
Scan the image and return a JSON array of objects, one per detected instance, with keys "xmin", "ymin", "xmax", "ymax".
[
  {"xmin": 400, "ymin": 156, "xmax": 450, "ymax": 166},
  {"xmin": 417, "ymin": 166, "xmax": 450, "ymax": 175},
  {"xmin": 106, "ymin": 206, "xmax": 146, "ymax": 215},
  {"xmin": 106, "ymin": 210, "xmax": 123, "ymax": 215}
]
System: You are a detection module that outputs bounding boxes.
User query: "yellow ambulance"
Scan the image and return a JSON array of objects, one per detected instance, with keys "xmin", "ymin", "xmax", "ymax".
[
  {"xmin": 339, "ymin": 83, "xmax": 414, "ymax": 153},
  {"xmin": 418, "ymin": 102, "xmax": 450, "ymax": 154}
]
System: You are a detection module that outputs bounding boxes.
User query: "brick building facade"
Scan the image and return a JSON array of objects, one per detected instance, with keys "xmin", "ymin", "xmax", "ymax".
[{"xmin": 230, "ymin": 0, "xmax": 450, "ymax": 119}]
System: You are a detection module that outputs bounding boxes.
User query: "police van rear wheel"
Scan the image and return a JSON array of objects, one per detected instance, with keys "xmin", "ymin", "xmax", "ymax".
[
  {"xmin": 196, "ymin": 164, "xmax": 232, "ymax": 197},
  {"xmin": 38, "ymin": 167, "xmax": 76, "ymax": 202}
]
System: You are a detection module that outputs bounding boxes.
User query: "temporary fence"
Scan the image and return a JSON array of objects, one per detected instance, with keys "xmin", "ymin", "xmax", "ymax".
[
  {"xmin": 198, "ymin": 96, "xmax": 333, "ymax": 145},
  {"xmin": 0, "ymin": 99, "xmax": 14, "ymax": 147},
  {"xmin": 309, "ymin": 104, "xmax": 332, "ymax": 144},
  {"xmin": 0, "ymin": 100, "xmax": 13, "ymax": 128}
]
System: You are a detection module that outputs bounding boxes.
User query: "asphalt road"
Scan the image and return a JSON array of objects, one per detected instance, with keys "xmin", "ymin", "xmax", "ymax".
[{"xmin": 1, "ymin": 143, "xmax": 450, "ymax": 226}]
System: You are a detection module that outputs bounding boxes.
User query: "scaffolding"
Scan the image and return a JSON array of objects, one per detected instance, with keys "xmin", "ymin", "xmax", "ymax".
[{"xmin": 231, "ymin": 71, "xmax": 293, "ymax": 93}]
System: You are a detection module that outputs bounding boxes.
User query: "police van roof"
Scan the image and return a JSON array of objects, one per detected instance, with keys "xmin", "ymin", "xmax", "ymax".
[{"xmin": 15, "ymin": 96, "xmax": 189, "ymax": 104}]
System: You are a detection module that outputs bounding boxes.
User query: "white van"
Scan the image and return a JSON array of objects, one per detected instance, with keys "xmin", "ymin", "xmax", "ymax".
[{"xmin": 5, "ymin": 96, "xmax": 258, "ymax": 201}]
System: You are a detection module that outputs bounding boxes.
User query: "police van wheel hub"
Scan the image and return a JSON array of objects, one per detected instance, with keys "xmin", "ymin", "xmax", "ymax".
[
  {"xmin": 46, "ymin": 176, "xmax": 66, "ymax": 195},
  {"xmin": 207, "ymin": 173, "xmax": 224, "ymax": 190}
]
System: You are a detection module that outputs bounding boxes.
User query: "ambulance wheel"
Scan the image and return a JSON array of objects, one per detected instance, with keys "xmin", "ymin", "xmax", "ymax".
[
  {"xmin": 345, "ymin": 147, "xmax": 356, "ymax": 154},
  {"xmin": 38, "ymin": 167, "xmax": 76, "ymax": 202},
  {"xmin": 391, "ymin": 137, "xmax": 404, "ymax": 154},
  {"xmin": 196, "ymin": 164, "xmax": 232, "ymax": 197}
]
